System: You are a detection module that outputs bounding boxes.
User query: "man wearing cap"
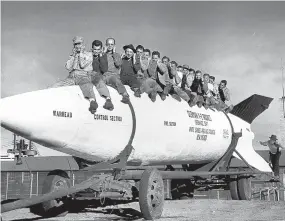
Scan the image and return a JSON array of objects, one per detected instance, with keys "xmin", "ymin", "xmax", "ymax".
[
  {"xmin": 120, "ymin": 44, "xmax": 142, "ymax": 97},
  {"xmin": 53, "ymin": 36, "xmax": 106, "ymax": 114},
  {"xmin": 260, "ymin": 135, "xmax": 285, "ymax": 177}
]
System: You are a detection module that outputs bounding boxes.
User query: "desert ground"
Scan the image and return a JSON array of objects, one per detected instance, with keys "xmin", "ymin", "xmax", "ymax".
[{"xmin": 2, "ymin": 199, "xmax": 285, "ymax": 221}]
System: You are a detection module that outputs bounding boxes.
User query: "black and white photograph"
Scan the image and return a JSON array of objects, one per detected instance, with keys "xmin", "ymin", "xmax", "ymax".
[{"xmin": 1, "ymin": 1, "xmax": 285, "ymax": 220}]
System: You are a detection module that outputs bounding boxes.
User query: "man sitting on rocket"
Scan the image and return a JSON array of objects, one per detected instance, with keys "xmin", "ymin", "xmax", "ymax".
[
  {"xmin": 52, "ymin": 36, "xmax": 114, "ymax": 114},
  {"xmin": 260, "ymin": 134, "xmax": 285, "ymax": 178}
]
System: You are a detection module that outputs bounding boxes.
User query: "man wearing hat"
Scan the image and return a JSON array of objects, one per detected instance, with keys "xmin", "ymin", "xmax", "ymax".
[
  {"xmin": 120, "ymin": 44, "xmax": 142, "ymax": 97},
  {"xmin": 260, "ymin": 135, "xmax": 285, "ymax": 177},
  {"xmin": 51, "ymin": 36, "xmax": 98, "ymax": 114}
]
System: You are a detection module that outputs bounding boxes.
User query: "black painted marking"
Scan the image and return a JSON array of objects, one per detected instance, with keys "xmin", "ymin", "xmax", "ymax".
[{"xmin": 53, "ymin": 110, "xmax": 72, "ymax": 118}]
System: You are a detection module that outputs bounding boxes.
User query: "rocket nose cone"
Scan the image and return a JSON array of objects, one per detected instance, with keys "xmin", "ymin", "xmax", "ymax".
[{"xmin": 0, "ymin": 94, "xmax": 33, "ymax": 137}]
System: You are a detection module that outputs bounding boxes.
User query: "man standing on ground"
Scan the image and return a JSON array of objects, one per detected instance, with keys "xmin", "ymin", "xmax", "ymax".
[{"xmin": 260, "ymin": 135, "xmax": 285, "ymax": 178}]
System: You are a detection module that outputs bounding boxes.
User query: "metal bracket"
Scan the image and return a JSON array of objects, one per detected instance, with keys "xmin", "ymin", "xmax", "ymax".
[
  {"xmin": 210, "ymin": 131, "xmax": 243, "ymax": 172},
  {"xmin": 84, "ymin": 101, "xmax": 137, "ymax": 180}
]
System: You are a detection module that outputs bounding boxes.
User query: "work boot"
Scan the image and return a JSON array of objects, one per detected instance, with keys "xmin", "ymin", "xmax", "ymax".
[
  {"xmin": 134, "ymin": 89, "xmax": 141, "ymax": 98},
  {"xmin": 224, "ymin": 106, "xmax": 232, "ymax": 114},
  {"xmin": 188, "ymin": 100, "xmax": 196, "ymax": 107},
  {"xmin": 160, "ymin": 93, "xmax": 167, "ymax": 101},
  {"xmin": 171, "ymin": 94, "xmax": 181, "ymax": 102},
  {"xmin": 103, "ymin": 98, "xmax": 114, "ymax": 111},
  {"xmin": 149, "ymin": 92, "xmax": 157, "ymax": 102},
  {"xmin": 89, "ymin": 100, "xmax": 98, "ymax": 114},
  {"xmin": 121, "ymin": 94, "xmax": 130, "ymax": 104},
  {"xmin": 203, "ymin": 103, "xmax": 210, "ymax": 110}
]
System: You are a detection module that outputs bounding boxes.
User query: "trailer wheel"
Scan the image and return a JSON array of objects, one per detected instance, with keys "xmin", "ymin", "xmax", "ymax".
[
  {"xmin": 139, "ymin": 169, "xmax": 164, "ymax": 220},
  {"xmin": 237, "ymin": 175, "xmax": 252, "ymax": 200},
  {"xmin": 229, "ymin": 175, "xmax": 239, "ymax": 200},
  {"xmin": 30, "ymin": 172, "xmax": 71, "ymax": 217}
]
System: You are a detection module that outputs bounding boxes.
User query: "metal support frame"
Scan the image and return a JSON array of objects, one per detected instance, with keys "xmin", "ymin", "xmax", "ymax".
[
  {"xmin": 1, "ymin": 143, "xmax": 134, "ymax": 214},
  {"xmin": 84, "ymin": 101, "xmax": 136, "ymax": 179},
  {"xmin": 195, "ymin": 112, "xmax": 255, "ymax": 174}
]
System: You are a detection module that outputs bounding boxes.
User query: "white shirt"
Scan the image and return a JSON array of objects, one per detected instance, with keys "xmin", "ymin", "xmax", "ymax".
[
  {"xmin": 260, "ymin": 140, "xmax": 284, "ymax": 154},
  {"xmin": 177, "ymin": 71, "xmax": 183, "ymax": 87}
]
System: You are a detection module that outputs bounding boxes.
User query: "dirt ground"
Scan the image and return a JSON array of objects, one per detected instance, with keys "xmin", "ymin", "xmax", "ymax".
[{"xmin": 2, "ymin": 199, "xmax": 285, "ymax": 221}]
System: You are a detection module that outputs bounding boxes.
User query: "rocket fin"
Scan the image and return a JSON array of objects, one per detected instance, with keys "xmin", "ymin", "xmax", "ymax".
[
  {"xmin": 230, "ymin": 94, "xmax": 273, "ymax": 124},
  {"xmin": 233, "ymin": 147, "xmax": 272, "ymax": 172}
]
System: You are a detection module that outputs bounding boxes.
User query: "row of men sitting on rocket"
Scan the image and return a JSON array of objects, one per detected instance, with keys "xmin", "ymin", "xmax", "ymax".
[{"xmin": 53, "ymin": 36, "xmax": 232, "ymax": 114}]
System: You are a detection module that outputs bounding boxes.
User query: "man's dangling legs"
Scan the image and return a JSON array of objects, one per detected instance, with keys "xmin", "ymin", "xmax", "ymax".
[
  {"xmin": 91, "ymin": 71, "xmax": 114, "ymax": 111},
  {"xmin": 74, "ymin": 73, "xmax": 98, "ymax": 114},
  {"xmin": 103, "ymin": 73, "xmax": 130, "ymax": 104},
  {"xmin": 49, "ymin": 77, "xmax": 75, "ymax": 88}
]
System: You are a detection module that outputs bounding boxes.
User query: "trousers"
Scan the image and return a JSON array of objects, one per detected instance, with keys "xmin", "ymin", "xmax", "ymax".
[
  {"xmin": 120, "ymin": 73, "xmax": 142, "ymax": 91},
  {"xmin": 140, "ymin": 78, "xmax": 163, "ymax": 94},
  {"xmin": 102, "ymin": 73, "xmax": 127, "ymax": 95},
  {"xmin": 270, "ymin": 151, "xmax": 281, "ymax": 176},
  {"xmin": 51, "ymin": 71, "xmax": 110, "ymax": 99},
  {"xmin": 170, "ymin": 86, "xmax": 190, "ymax": 102}
]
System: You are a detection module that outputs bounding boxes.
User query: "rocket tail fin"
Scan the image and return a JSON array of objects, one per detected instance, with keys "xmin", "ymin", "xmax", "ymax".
[{"xmin": 230, "ymin": 94, "xmax": 273, "ymax": 124}]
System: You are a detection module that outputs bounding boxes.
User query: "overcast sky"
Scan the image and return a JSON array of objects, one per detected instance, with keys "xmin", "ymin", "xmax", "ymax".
[{"xmin": 1, "ymin": 1, "xmax": 285, "ymax": 155}]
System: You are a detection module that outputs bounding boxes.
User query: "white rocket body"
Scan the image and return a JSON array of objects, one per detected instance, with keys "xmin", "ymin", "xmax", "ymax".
[{"xmin": 0, "ymin": 86, "xmax": 271, "ymax": 172}]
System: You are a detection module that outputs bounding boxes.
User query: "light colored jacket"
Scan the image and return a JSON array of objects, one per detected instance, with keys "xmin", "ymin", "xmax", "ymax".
[
  {"xmin": 185, "ymin": 73, "xmax": 195, "ymax": 90},
  {"xmin": 260, "ymin": 140, "xmax": 284, "ymax": 154},
  {"xmin": 147, "ymin": 60, "xmax": 169, "ymax": 85},
  {"xmin": 139, "ymin": 56, "xmax": 151, "ymax": 78},
  {"xmin": 66, "ymin": 51, "xmax": 93, "ymax": 73},
  {"xmin": 168, "ymin": 66, "xmax": 181, "ymax": 86}
]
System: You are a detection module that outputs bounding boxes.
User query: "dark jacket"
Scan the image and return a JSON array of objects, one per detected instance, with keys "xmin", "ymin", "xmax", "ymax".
[
  {"xmin": 93, "ymin": 52, "xmax": 122, "ymax": 75},
  {"xmin": 190, "ymin": 79, "xmax": 204, "ymax": 95},
  {"xmin": 120, "ymin": 55, "xmax": 141, "ymax": 77},
  {"xmin": 92, "ymin": 55, "xmax": 108, "ymax": 74}
]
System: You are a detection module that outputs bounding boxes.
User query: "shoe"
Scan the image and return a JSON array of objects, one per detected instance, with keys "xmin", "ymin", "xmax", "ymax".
[
  {"xmin": 149, "ymin": 92, "xmax": 157, "ymax": 102},
  {"xmin": 188, "ymin": 100, "xmax": 196, "ymax": 107},
  {"xmin": 89, "ymin": 100, "xmax": 98, "ymax": 114},
  {"xmin": 121, "ymin": 94, "xmax": 130, "ymax": 104},
  {"xmin": 103, "ymin": 99, "xmax": 114, "ymax": 111},
  {"xmin": 171, "ymin": 94, "xmax": 181, "ymax": 102},
  {"xmin": 160, "ymin": 93, "xmax": 167, "ymax": 101},
  {"xmin": 134, "ymin": 90, "xmax": 141, "ymax": 98},
  {"xmin": 197, "ymin": 102, "xmax": 203, "ymax": 108}
]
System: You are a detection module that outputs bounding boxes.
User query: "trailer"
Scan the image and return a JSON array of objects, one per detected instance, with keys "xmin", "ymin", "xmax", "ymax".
[{"xmin": 1, "ymin": 128, "xmax": 276, "ymax": 220}]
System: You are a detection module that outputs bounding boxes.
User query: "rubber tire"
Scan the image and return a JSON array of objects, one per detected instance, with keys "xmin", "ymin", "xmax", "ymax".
[
  {"xmin": 139, "ymin": 169, "xmax": 164, "ymax": 220},
  {"xmin": 229, "ymin": 175, "xmax": 239, "ymax": 200},
  {"xmin": 237, "ymin": 176, "xmax": 252, "ymax": 201},
  {"xmin": 30, "ymin": 172, "xmax": 71, "ymax": 217}
]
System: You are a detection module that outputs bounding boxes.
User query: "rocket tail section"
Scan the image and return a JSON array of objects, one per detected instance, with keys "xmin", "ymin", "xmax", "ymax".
[{"xmin": 228, "ymin": 94, "xmax": 274, "ymax": 172}]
